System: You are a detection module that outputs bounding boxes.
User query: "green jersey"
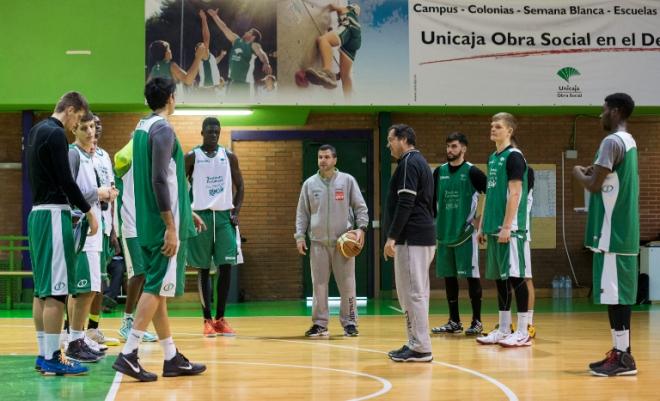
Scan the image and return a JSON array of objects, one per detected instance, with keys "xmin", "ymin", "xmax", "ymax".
[
  {"xmin": 483, "ymin": 147, "xmax": 528, "ymax": 235},
  {"xmin": 129, "ymin": 115, "xmax": 196, "ymax": 247},
  {"xmin": 435, "ymin": 162, "xmax": 479, "ymax": 246},
  {"xmin": 585, "ymin": 131, "xmax": 639, "ymax": 254},
  {"xmin": 228, "ymin": 38, "xmax": 254, "ymax": 83},
  {"xmin": 150, "ymin": 60, "xmax": 172, "ymax": 79}
]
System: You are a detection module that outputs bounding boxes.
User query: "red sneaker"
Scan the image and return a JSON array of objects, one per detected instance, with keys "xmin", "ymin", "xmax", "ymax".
[
  {"xmin": 214, "ymin": 318, "xmax": 236, "ymax": 336},
  {"xmin": 203, "ymin": 319, "xmax": 216, "ymax": 337}
]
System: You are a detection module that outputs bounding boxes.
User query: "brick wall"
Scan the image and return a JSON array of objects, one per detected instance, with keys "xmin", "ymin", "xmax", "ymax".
[{"xmin": 6, "ymin": 111, "xmax": 660, "ymax": 299}]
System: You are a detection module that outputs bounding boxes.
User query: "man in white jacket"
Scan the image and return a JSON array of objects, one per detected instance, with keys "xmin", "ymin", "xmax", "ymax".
[{"xmin": 295, "ymin": 144, "xmax": 368, "ymax": 337}]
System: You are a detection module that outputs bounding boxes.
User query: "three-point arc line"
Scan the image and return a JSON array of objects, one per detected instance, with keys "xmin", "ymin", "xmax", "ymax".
[{"xmin": 420, "ymin": 47, "xmax": 660, "ymax": 65}]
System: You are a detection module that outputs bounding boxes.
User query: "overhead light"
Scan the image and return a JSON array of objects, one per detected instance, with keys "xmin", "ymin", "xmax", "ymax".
[{"xmin": 173, "ymin": 109, "xmax": 253, "ymax": 116}]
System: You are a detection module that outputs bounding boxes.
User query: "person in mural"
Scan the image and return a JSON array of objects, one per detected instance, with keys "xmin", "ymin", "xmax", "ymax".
[
  {"xmin": 147, "ymin": 39, "xmax": 206, "ymax": 85},
  {"xmin": 206, "ymin": 8, "xmax": 272, "ymax": 99},
  {"xmin": 305, "ymin": 3, "xmax": 361, "ymax": 97},
  {"xmin": 573, "ymin": 93, "xmax": 639, "ymax": 377},
  {"xmin": 197, "ymin": 10, "xmax": 227, "ymax": 93}
]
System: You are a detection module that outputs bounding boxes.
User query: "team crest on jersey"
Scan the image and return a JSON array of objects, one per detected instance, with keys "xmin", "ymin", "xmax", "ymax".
[{"xmin": 335, "ymin": 190, "xmax": 345, "ymax": 201}]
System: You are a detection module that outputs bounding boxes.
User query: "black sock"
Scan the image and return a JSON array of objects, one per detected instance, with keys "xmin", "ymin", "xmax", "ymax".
[
  {"xmin": 496, "ymin": 279, "xmax": 512, "ymax": 311},
  {"xmin": 467, "ymin": 277, "xmax": 482, "ymax": 322},
  {"xmin": 444, "ymin": 277, "xmax": 460, "ymax": 322},
  {"xmin": 510, "ymin": 277, "xmax": 529, "ymax": 313},
  {"xmin": 215, "ymin": 264, "xmax": 232, "ymax": 320},
  {"xmin": 198, "ymin": 269, "xmax": 212, "ymax": 320},
  {"xmin": 610, "ymin": 304, "xmax": 632, "ymax": 353}
]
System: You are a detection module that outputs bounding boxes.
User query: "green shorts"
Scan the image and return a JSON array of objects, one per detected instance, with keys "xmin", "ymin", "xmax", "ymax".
[
  {"xmin": 141, "ymin": 241, "xmax": 188, "ymax": 298},
  {"xmin": 338, "ymin": 25, "xmax": 361, "ymax": 61},
  {"xmin": 28, "ymin": 205, "xmax": 77, "ymax": 298},
  {"xmin": 436, "ymin": 234, "xmax": 479, "ymax": 278},
  {"xmin": 122, "ymin": 236, "xmax": 145, "ymax": 279},
  {"xmin": 592, "ymin": 252, "xmax": 637, "ymax": 305},
  {"xmin": 187, "ymin": 210, "xmax": 237, "ymax": 268},
  {"xmin": 73, "ymin": 251, "xmax": 102, "ymax": 294},
  {"xmin": 485, "ymin": 234, "xmax": 529, "ymax": 280},
  {"xmin": 100, "ymin": 234, "xmax": 114, "ymax": 278}
]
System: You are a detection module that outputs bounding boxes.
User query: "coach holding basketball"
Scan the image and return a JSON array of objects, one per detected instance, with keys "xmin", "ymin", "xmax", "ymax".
[
  {"xmin": 383, "ymin": 124, "xmax": 436, "ymax": 363},
  {"xmin": 295, "ymin": 144, "xmax": 368, "ymax": 338}
]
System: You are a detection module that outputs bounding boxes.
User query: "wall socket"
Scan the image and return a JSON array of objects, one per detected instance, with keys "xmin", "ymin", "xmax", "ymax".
[{"xmin": 565, "ymin": 149, "xmax": 578, "ymax": 159}]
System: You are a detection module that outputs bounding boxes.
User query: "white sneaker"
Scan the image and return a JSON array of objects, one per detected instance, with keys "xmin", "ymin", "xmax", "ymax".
[
  {"xmin": 498, "ymin": 330, "xmax": 532, "ymax": 348},
  {"xmin": 84, "ymin": 334, "xmax": 107, "ymax": 352},
  {"xmin": 476, "ymin": 329, "xmax": 509, "ymax": 345},
  {"xmin": 87, "ymin": 328, "xmax": 120, "ymax": 346}
]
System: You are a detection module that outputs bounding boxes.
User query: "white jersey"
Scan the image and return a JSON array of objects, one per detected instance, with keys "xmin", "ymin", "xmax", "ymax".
[
  {"xmin": 93, "ymin": 147, "xmax": 115, "ymax": 236},
  {"xmin": 190, "ymin": 146, "xmax": 233, "ymax": 211},
  {"xmin": 72, "ymin": 145, "xmax": 103, "ymax": 252},
  {"xmin": 198, "ymin": 53, "xmax": 222, "ymax": 87}
]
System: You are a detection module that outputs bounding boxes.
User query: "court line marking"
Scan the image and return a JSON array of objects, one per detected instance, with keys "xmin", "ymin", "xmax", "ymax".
[
  {"xmin": 387, "ymin": 306, "xmax": 403, "ymax": 313},
  {"xmin": 266, "ymin": 338, "xmax": 518, "ymax": 401},
  {"xmin": 104, "ymin": 372, "xmax": 123, "ymax": 401}
]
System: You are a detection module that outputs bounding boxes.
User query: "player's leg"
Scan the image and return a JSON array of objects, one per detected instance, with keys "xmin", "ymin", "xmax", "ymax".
[
  {"xmin": 465, "ymin": 232, "xmax": 483, "ymax": 335},
  {"xmin": 524, "ymin": 239, "xmax": 536, "ymax": 338},
  {"xmin": 212, "ymin": 211, "xmax": 238, "ymax": 336},
  {"xmin": 432, "ymin": 244, "xmax": 463, "ymax": 334},
  {"xmin": 477, "ymin": 236, "xmax": 511, "ymax": 344},
  {"xmin": 307, "ymin": 243, "xmax": 332, "ymax": 337},
  {"xmin": 119, "ymin": 236, "xmax": 156, "ymax": 342},
  {"xmin": 67, "ymin": 251, "xmax": 103, "ymax": 362},
  {"xmin": 499, "ymin": 237, "xmax": 531, "ymax": 347},
  {"xmin": 338, "ymin": 51, "xmax": 354, "ymax": 96},
  {"xmin": 330, "ymin": 247, "xmax": 358, "ymax": 336},
  {"xmin": 306, "ymin": 31, "xmax": 341, "ymax": 89}
]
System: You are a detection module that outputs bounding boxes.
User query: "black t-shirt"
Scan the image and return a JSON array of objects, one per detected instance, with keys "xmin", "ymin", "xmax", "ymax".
[
  {"xmin": 385, "ymin": 150, "xmax": 435, "ymax": 246},
  {"xmin": 528, "ymin": 166, "xmax": 535, "ymax": 191},
  {"xmin": 503, "ymin": 146, "xmax": 526, "ymax": 182},
  {"xmin": 26, "ymin": 117, "xmax": 90, "ymax": 212}
]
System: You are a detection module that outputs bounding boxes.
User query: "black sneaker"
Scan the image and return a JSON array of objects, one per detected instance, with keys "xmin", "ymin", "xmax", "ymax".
[
  {"xmin": 305, "ymin": 324, "xmax": 329, "ymax": 337},
  {"xmin": 112, "ymin": 349, "xmax": 158, "ymax": 382},
  {"xmin": 590, "ymin": 349, "xmax": 637, "ymax": 376},
  {"xmin": 389, "ymin": 347, "xmax": 433, "ymax": 363},
  {"xmin": 66, "ymin": 338, "xmax": 102, "ymax": 363},
  {"xmin": 589, "ymin": 348, "xmax": 616, "ymax": 370},
  {"xmin": 465, "ymin": 320, "xmax": 484, "ymax": 336},
  {"xmin": 388, "ymin": 345, "xmax": 409, "ymax": 357},
  {"xmin": 162, "ymin": 350, "xmax": 206, "ymax": 377},
  {"xmin": 344, "ymin": 325, "xmax": 359, "ymax": 337},
  {"xmin": 431, "ymin": 320, "xmax": 463, "ymax": 334}
]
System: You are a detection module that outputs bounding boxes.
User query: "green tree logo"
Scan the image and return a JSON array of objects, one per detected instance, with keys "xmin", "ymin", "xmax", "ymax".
[{"xmin": 557, "ymin": 67, "xmax": 581, "ymax": 83}]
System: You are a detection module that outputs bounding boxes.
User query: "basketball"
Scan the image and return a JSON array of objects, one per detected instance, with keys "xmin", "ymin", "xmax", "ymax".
[{"xmin": 336, "ymin": 230, "xmax": 363, "ymax": 258}]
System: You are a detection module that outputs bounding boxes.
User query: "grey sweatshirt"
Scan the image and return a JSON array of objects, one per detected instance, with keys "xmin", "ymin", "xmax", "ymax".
[{"xmin": 295, "ymin": 170, "xmax": 369, "ymax": 246}]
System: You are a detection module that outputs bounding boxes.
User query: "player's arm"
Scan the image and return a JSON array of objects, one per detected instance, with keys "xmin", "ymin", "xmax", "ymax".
[
  {"xmin": 216, "ymin": 49, "xmax": 227, "ymax": 64},
  {"xmin": 470, "ymin": 165, "xmax": 488, "ymax": 227},
  {"xmin": 328, "ymin": 4, "xmax": 349, "ymax": 14},
  {"xmin": 151, "ymin": 124, "xmax": 178, "ymax": 257},
  {"xmin": 574, "ymin": 136, "xmax": 621, "ymax": 193},
  {"xmin": 228, "ymin": 151, "xmax": 244, "ymax": 225},
  {"xmin": 199, "ymin": 9, "xmax": 210, "ymax": 49},
  {"xmin": 432, "ymin": 166, "xmax": 439, "ymax": 218},
  {"xmin": 573, "ymin": 164, "xmax": 610, "ymax": 193},
  {"xmin": 348, "ymin": 176, "xmax": 368, "ymax": 244},
  {"xmin": 184, "ymin": 150, "xmax": 195, "ymax": 182},
  {"xmin": 499, "ymin": 179, "xmax": 522, "ymax": 243},
  {"xmin": 295, "ymin": 182, "xmax": 311, "ymax": 255},
  {"xmin": 207, "ymin": 9, "xmax": 239, "ymax": 43},
  {"xmin": 170, "ymin": 43, "xmax": 206, "ymax": 86},
  {"xmin": 251, "ymin": 42, "xmax": 272, "ymax": 75}
]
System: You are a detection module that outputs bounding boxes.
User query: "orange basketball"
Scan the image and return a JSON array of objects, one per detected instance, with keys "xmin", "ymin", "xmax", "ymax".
[{"xmin": 336, "ymin": 231, "xmax": 363, "ymax": 258}]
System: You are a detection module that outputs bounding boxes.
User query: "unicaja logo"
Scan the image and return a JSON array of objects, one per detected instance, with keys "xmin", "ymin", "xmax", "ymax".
[{"xmin": 557, "ymin": 67, "xmax": 580, "ymax": 83}]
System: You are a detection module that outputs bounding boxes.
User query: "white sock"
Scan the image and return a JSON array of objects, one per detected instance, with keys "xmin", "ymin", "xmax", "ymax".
[
  {"xmin": 499, "ymin": 310, "xmax": 512, "ymax": 334},
  {"xmin": 69, "ymin": 330, "xmax": 84, "ymax": 342},
  {"xmin": 614, "ymin": 330, "xmax": 630, "ymax": 353},
  {"xmin": 517, "ymin": 312, "xmax": 529, "ymax": 335},
  {"xmin": 36, "ymin": 331, "xmax": 45, "ymax": 357},
  {"xmin": 160, "ymin": 337, "xmax": 177, "ymax": 361},
  {"xmin": 122, "ymin": 329, "xmax": 144, "ymax": 354},
  {"xmin": 44, "ymin": 334, "xmax": 60, "ymax": 360},
  {"xmin": 611, "ymin": 329, "xmax": 616, "ymax": 348},
  {"xmin": 123, "ymin": 313, "xmax": 134, "ymax": 320},
  {"xmin": 527, "ymin": 310, "xmax": 534, "ymax": 325}
]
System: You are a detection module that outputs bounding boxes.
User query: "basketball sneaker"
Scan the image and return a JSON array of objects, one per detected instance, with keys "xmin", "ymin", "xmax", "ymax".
[
  {"xmin": 304, "ymin": 68, "xmax": 338, "ymax": 89},
  {"xmin": 590, "ymin": 349, "xmax": 637, "ymax": 376},
  {"xmin": 83, "ymin": 334, "xmax": 107, "ymax": 354},
  {"xmin": 35, "ymin": 355, "xmax": 44, "ymax": 372},
  {"xmin": 389, "ymin": 347, "xmax": 433, "ymax": 363},
  {"xmin": 214, "ymin": 318, "xmax": 236, "ymax": 336},
  {"xmin": 203, "ymin": 319, "xmax": 216, "ymax": 337},
  {"xmin": 162, "ymin": 350, "xmax": 206, "ymax": 377},
  {"xmin": 527, "ymin": 324, "xmax": 536, "ymax": 339},
  {"xmin": 66, "ymin": 338, "xmax": 102, "ymax": 362},
  {"xmin": 498, "ymin": 330, "xmax": 532, "ymax": 347},
  {"xmin": 41, "ymin": 350, "xmax": 88, "ymax": 376},
  {"xmin": 388, "ymin": 345, "xmax": 409, "ymax": 357},
  {"xmin": 476, "ymin": 329, "xmax": 510, "ymax": 345},
  {"xmin": 431, "ymin": 320, "xmax": 463, "ymax": 334},
  {"xmin": 305, "ymin": 324, "xmax": 329, "ymax": 337},
  {"xmin": 465, "ymin": 320, "xmax": 484, "ymax": 336},
  {"xmin": 589, "ymin": 348, "xmax": 616, "ymax": 370},
  {"xmin": 113, "ymin": 349, "xmax": 157, "ymax": 382},
  {"xmin": 344, "ymin": 325, "xmax": 359, "ymax": 337},
  {"xmin": 119, "ymin": 316, "xmax": 158, "ymax": 342}
]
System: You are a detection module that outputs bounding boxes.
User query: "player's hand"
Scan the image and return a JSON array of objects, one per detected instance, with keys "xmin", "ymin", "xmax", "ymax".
[
  {"xmin": 194, "ymin": 43, "xmax": 207, "ymax": 59},
  {"xmin": 110, "ymin": 231, "xmax": 121, "ymax": 255},
  {"xmin": 477, "ymin": 229, "xmax": 486, "ymax": 246},
  {"xmin": 192, "ymin": 212, "xmax": 206, "ymax": 233},
  {"xmin": 97, "ymin": 186, "xmax": 112, "ymax": 202},
  {"xmin": 207, "ymin": 8, "xmax": 218, "ymax": 18},
  {"xmin": 199, "ymin": 9, "xmax": 206, "ymax": 19},
  {"xmin": 161, "ymin": 226, "xmax": 178, "ymax": 257},
  {"xmin": 296, "ymin": 240, "xmax": 308, "ymax": 256},
  {"xmin": 497, "ymin": 227, "xmax": 511, "ymax": 244},
  {"xmin": 383, "ymin": 238, "xmax": 396, "ymax": 261},
  {"xmin": 230, "ymin": 210, "xmax": 239, "ymax": 226},
  {"xmin": 350, "ymin": 229, "xmax": 365, "ymax": 247},
  {"xmin": 262, "ymin": 63, "xmax": 272, "ymax": 75},
  {"xmin": 86, "ymin": 211, "xmax": 99, "ymax": 236}
]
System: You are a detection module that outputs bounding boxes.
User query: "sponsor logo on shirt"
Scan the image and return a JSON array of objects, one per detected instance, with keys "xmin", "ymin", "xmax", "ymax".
[{"xmin": 335, "ymin": 190, "xmax": 345, "ymax": 201}]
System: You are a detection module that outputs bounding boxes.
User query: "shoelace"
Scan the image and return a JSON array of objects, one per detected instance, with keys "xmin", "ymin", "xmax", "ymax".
[{"xmin": 58, "ymin": 351, "xmax": 75, "ymax": 367}]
